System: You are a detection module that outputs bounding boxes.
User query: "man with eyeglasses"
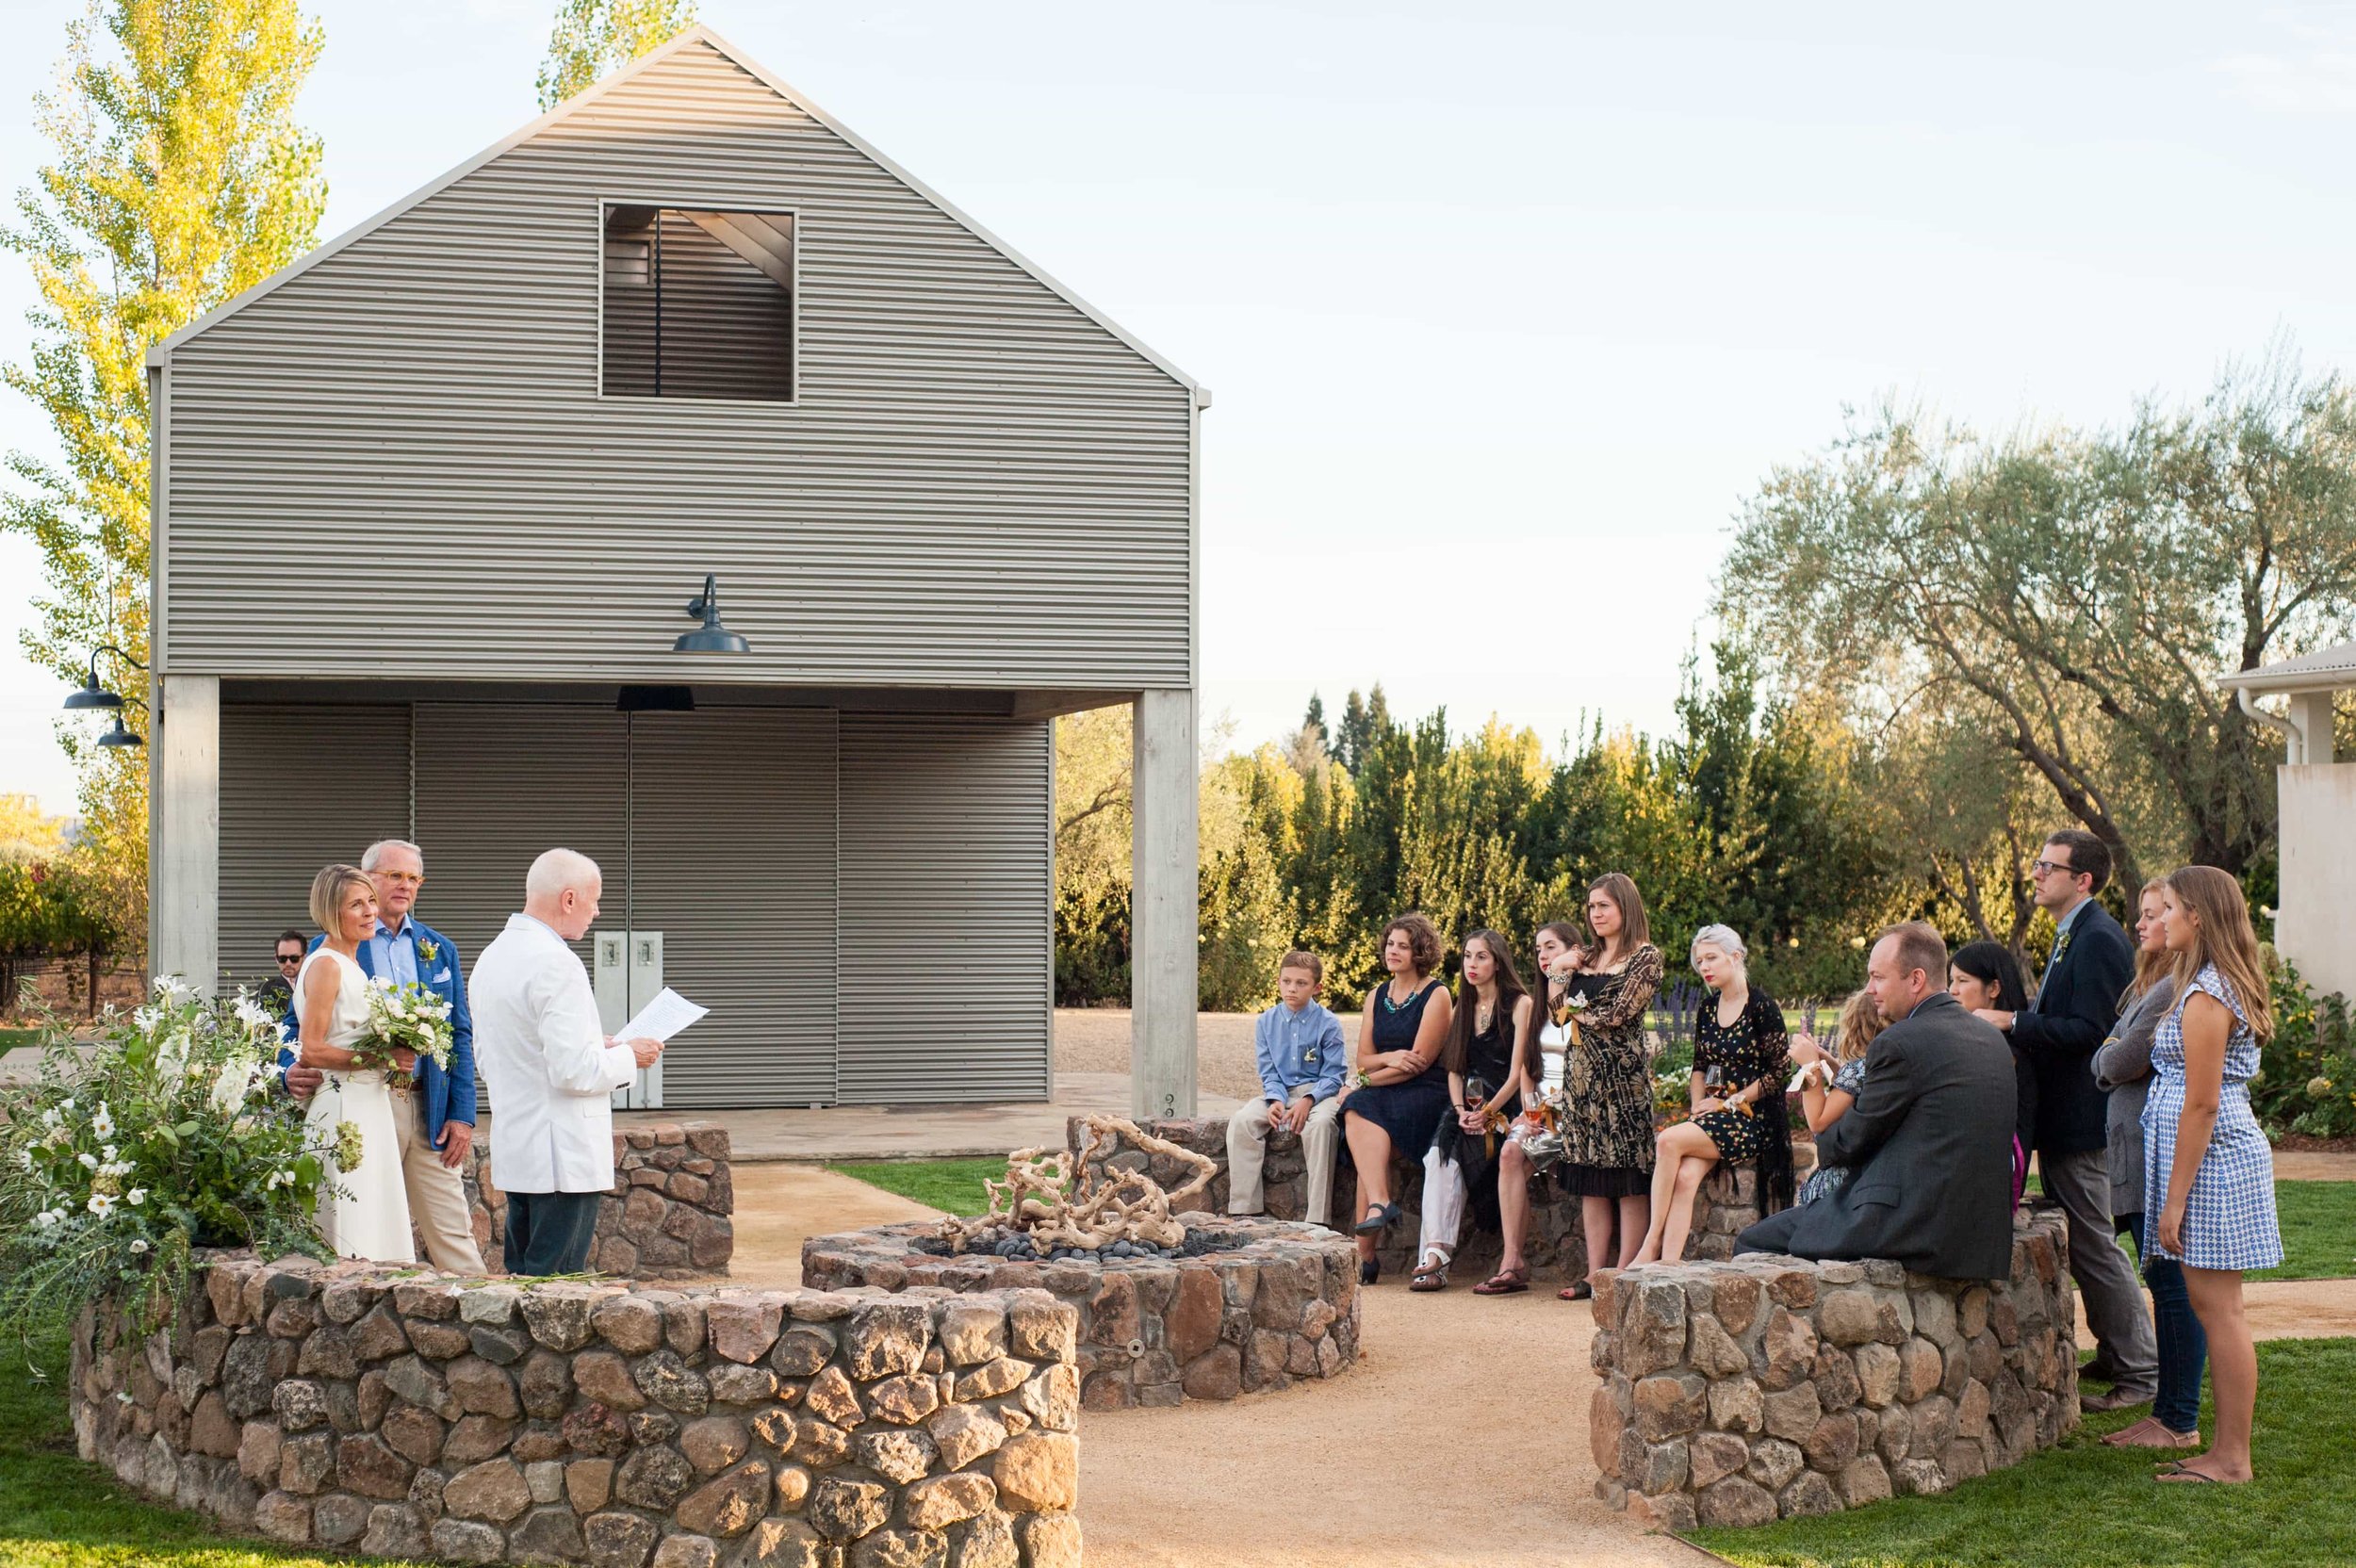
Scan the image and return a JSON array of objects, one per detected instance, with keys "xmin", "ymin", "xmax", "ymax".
[
  {"xmin": 1970, "ymin": 828, "xmax": 2156, "ymax": 1413},
  {"xmin": 255, "ymin": 929, "xmax": 305, "ymax": 1029}
]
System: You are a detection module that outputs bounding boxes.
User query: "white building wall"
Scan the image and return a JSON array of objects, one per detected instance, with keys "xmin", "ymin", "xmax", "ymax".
[{"xmin": 2275, "ymin": 762, "xmax": 2356, "ymax": 1000}]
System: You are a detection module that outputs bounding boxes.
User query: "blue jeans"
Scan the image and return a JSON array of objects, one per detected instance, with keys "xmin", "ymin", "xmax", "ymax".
[
  {"xmin": 503, "ymin": 1190, "xmax": 603, "ymax": 1277},
  {"xmin": 2119, "ymin": 1213, "xmax": 2208, "ymax": 1432}
]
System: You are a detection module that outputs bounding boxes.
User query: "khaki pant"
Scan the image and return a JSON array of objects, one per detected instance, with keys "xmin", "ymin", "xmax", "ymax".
[
  {"xmin": 1226, "ymin": 1094, "xmax": 1342, "ymax": 1226},
  {"xmin": 387, "ymin": 1087, "xmax": 487, "ymax": 1274}
]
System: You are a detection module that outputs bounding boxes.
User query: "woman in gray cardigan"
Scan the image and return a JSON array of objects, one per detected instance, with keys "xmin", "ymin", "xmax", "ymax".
[{"xmin": 2091, "ymin": 879, "xmax": 2205, "ymax": 1449}]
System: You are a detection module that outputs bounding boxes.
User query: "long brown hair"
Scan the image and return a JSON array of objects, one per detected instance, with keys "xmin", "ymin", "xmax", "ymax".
[
  {"xmin": 2163, "ymin": 865, "xmax": 2274, "ymax": 1041},
  {"xmin": 2125, "ymin": 877, "xmax": 2171, "ymax": 1003},
  {"xmin": 1586, "ymin": 873, "xmax": 1651, "ymax": 967},
  {"xmin": 1445, "ymin": 930, "xmax": 1535, "ymax": 1086}
]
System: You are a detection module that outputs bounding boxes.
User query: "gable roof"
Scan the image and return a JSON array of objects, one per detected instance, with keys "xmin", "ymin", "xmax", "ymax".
[
  {"xmin": 146, "ymin": 24, "xmax": 1201, "ymax": 397},
  {"xmin": 2217, "ymin": 636, "xmax": 2356, "ymax": 695}
]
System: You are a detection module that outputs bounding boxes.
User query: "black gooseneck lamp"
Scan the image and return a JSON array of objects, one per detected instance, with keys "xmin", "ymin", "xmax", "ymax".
[
  {"xmin": 674, "ymin": 574, "xmax": 750, "ymax": 655},
  {"xmin": 62, "ymin": 643, "xmax": 147, "ymax": 747}
]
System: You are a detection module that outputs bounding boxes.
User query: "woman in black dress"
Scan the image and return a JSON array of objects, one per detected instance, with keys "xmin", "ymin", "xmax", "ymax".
[
  {"xmin": 1949, "ymin": 939, "xmax": 2037, "ymax": 1209},
  {"xmin": 1554, "ymin": 874, "xmax": 1664, "ymax": 1298},
  {"xmin": 1629, "ymin": 923, "xmax": 1792, "ymax": 1265},
  {"xmin": 1412, "ymin": 930, "xmax": 1535, "ymax": 1292},
  {"xmin": 1342, "ymin": 912, "xmax": 1454, "ymax": 1283}
]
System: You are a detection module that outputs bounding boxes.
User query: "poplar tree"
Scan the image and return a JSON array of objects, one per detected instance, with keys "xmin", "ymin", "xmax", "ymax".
[
  {"xmin": 3, "ymin": 0, "xmax": 327, "ymax": 945},
  {"xmin": 537, "ymin": 0, "xmax": 699, "ymax": 110}
]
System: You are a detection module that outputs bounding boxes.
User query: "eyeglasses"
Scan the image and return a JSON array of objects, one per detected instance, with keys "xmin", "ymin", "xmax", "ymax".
[
  {"xmin": 275, "ymin": 953, "xmax": 303, "ymax": 966},
  {"xmin": 2030, "ymin": 859, "xmax": 2078, "ymax": 878}
]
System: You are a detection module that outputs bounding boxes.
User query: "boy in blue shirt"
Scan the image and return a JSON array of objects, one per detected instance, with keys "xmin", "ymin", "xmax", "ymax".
[{"xmin": 1226, "ymin": 950, "xmax": 1349, "ymax": 1227}]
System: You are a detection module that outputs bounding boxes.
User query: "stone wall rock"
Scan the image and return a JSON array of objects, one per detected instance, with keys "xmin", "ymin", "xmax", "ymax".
[
  {"xmin": 74, "ymin": 1252, "xmax": 1078, "ymax": 1567},
  {"xmin": 1589, "ymin": 1208, "xmax": 2079, "ymax": 1528},
  {"xmin": 462, "ymin": 1121, "xmax": 735, "ymax": 1279},
  {"xmin": 802, "ymin": 1216, "xmax": 1357, "ymax": 1410}
]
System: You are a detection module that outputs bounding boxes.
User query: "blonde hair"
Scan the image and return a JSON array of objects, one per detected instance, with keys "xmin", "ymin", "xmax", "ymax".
[
  {"xmin": 1833, "ymin": 988, "xmax": 1887, "ymax": 1064},
  {"xmin": 1691, "ymin": 923, "xmax": 1748, "ymax": 975},
  {"xmin": 2128, "ymin": 877, "xmax": 2171, "ymax": 1002},
  {"xmin": 309, "ymin": 863, "xmax": 374, "ymax": 937},
  {"xmin": 2164, "ymin": 865, "xmax": 2275, "ymax": 1041}
]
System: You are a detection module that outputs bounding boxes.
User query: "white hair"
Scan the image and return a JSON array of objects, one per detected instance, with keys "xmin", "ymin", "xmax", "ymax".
[
  {"xmin": 362, "ymin": 839, "xmax": 423, "ymax": 872},
  {"xmin": 525, "ymin": 847, "xmax": 601, "ymax": 901},
  {"xmin": 1691, "ymin": 923, "xmax": 1748, "ymax": 967}
]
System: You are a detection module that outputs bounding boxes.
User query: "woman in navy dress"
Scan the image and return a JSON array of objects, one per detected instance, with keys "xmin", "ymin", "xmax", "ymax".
[
  {"xmin": 2148, "ymin": 865, "xmax": 2282, "ymax": 1486},
  {"xmin": 1342, "ymin": 912, "xmax": 1453, "ymax": 1284}
]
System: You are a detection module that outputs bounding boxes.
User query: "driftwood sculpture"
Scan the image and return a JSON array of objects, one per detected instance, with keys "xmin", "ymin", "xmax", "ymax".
[{"xmin": 941, "ymin": 1115, "xmax": 1217, "ymax": 1253}]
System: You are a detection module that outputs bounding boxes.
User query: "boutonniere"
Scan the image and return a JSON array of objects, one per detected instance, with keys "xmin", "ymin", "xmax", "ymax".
[
  {"xmin": 417, "ymin": 939, "xmax": 440, "ymax": 964},
  {"xmin": 2049, "ymin": 931, "xmax": 2071, "ymax": 966}
]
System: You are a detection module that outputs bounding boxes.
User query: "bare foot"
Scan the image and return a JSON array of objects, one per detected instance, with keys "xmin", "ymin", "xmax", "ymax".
[
  {"xmin": 1628, "ymin": 1246, "xmax": 1661, "ymax": 1266},
  {"xmin": 2157, "ymin": 1454, "xmax": 2251, "ymax": 1483},
  {"xmin": 2102, "ymin": 1417, "xmax": 2159, "ymax": 1447}
]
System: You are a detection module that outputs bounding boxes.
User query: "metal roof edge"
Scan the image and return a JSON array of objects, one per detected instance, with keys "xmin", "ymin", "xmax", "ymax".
[
  {"xmin": 148, "ymin": 24, "xmax": 1203, "ymax": 399},
  {"xmin": 695, "ymin": 24, "xmax": 1198, "ymax": 396}
]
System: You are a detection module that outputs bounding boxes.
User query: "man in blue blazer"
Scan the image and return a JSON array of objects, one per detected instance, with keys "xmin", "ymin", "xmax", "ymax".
[{"xmin": 283, "ymin": 838, "xmax": 486, "ymax": 1272}]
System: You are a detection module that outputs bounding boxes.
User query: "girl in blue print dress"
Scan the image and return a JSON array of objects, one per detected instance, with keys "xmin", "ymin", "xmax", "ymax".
[{"xmin": 2146, "ymin": 865, "xmax": 2282, "ymax": 1486}]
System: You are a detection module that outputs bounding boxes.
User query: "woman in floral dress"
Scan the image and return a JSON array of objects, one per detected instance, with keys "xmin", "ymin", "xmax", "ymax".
[{"xmin": 1554, "ymin": 873, "xmax": 1662, "ymax": 1299}]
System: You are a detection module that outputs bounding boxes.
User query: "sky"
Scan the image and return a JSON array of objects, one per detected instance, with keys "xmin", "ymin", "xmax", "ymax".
[{"xmin": 7, "ymin": 1, "xmax": 2356, "ymax": 814}]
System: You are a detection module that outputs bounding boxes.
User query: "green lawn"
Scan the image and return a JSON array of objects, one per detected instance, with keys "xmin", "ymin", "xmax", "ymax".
[
  {"xmin": 2253, "ymin": 1181, "xmax": 2356, "ymax": 1282},
  {"xmin": 0, "ymin": 1028, "xmax": 38, "ymax": 1050},
  {"xmin": 826, "ymin": 1156, "xmax": 1006, "ymax": 1217},
  {"xmin": 1694, "ymin": 1337, "xmax": 2356, "ymax": 1568},
  {"xmin": 0, "ymin": 1326, "xmax": 434, "ymax": 1568}
]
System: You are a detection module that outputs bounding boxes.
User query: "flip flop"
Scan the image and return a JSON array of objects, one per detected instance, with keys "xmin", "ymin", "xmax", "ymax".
[
  {"xmin": 2156, "ymin": 1466, "xmax": 2236, "ymax": 1484},
  {"xmin": 1559, "ymin": 1280, "xmax": 1594, "ymax": 1301},
  {"xmin": 1472, "ymin": 1268, "xmax": 1530, "ymax": 1296}
]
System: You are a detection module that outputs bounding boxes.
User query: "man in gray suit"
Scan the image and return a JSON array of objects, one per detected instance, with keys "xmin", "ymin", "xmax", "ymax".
[{"xmin": 1739, "ymin": 922, "xmax": 2018, "ymax": 1281}]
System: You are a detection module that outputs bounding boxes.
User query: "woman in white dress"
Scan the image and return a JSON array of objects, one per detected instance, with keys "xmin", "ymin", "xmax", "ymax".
[{"xmin": 294, "ymin": 863, "xmax": 415, "ymax": 1264}]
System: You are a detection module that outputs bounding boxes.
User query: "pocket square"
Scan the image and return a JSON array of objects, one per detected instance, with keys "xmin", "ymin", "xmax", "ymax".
[{"xmin": 432, "ymin": 969, "xmax": 453, "ymax": 984}]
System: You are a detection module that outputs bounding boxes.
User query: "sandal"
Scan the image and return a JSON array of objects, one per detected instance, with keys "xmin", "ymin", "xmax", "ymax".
[
  {"xmin": 1472, "ymin": 1267, "xmax": 1530, "ymax": 1296},
  {"xmin": 1352, "ymin": 1201, "xmax": 1401, "ymax": 1235},
  {"xmin": 1559, "ymin": 1280, "xmax": 1594, "ymax": 1301},
  {"xmin": 1409, "ymin": 1250, "xmax": 1452, "ymax": 1292}
]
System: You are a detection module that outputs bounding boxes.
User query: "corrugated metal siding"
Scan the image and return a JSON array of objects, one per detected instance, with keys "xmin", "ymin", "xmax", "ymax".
[
  {"xmin": 602, "ymin": 209, "xmax": 794, "ymax": 401},
  {"xmin": 838, "ymin": 714, "xmax": 1050, "ymax": 1104},
  {"xmin": 217, "ymin": 705, "xmax": 412, "ymax": 995},
  {"xmin": 624, "ymin": 708, "xmax": 837, "ymax": 1106},
  {"xmin": 411, "ymin": 703, "xmax": 630, "ymax": 1114},
  {"xmin": 159, "ymin": 38, "xmax": 1189, "ymax": 687}
]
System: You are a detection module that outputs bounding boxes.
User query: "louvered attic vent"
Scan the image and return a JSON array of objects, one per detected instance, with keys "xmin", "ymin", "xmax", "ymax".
[{"xmin": 602, "ymin": 204, "xmax": 795, "ymax": 402}]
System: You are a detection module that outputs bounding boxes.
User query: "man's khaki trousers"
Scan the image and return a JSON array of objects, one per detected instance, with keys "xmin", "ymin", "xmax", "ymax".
[{"xmin": 386, "ymin": 1086, "xmax": 487, "ymax": 1274}]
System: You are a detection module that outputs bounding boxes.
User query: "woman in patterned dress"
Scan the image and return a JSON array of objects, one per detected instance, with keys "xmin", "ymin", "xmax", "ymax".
[
  {"xmin": 2148, "ymin": 865, "xmax": 2282, "ymax": 1486},
  {"xmin": 1788, "ymin": 988, "xmax": 1887, "ymax": 1206},
  {"xmin": 1629, "ymin": 925, "xmax": 1792, "ymax": 1265},
  {"xmin": 1341, "ymin": 912, "xmax": 1454, "ymax": 1284},
  {"xmin": 1553, "ymin": 874, "xmax": 1663, "ymax": 1299}
]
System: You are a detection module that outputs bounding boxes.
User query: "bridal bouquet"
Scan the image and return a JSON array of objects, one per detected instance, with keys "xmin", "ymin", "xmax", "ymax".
[{"xmin": 355, "ymin": 976, "xmax": 455, "ymax": 1079}]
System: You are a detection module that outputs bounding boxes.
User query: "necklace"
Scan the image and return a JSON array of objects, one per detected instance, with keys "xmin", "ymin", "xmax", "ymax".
[{"xmin": 1380, "ymin": 979, "xmax": 1421, "ymax": 1013}]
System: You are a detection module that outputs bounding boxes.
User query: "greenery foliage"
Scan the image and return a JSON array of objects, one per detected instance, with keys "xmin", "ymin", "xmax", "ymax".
[
  {"xmin": 0, "ymin": 981, "xmax": 337, "ymax": 1358},
  {"xmin": 826, "ymin": 1158, "xmax": 1005, "ymax": 1218},
  {"xmin": 3, "ymin": 1, "xmax": 329, "ymax": 957},
  {"xmin": 2255, "ymin": 960, "xmax": 2355, "ymax": 1141},
  {"xmin": 536, "ymin": 0, "xmax": 698, "ymax": 109}
]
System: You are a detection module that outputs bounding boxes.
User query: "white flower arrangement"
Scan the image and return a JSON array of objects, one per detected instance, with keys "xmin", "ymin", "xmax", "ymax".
[{"xmin": 355, "ymin": 976, "xmax": 455, "ymax": 1079}]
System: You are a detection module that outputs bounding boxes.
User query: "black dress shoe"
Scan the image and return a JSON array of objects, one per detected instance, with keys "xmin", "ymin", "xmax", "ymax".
[{"xmin": 1359, "ymin": 1256, "xmax": 1379, "ymax": 1285}]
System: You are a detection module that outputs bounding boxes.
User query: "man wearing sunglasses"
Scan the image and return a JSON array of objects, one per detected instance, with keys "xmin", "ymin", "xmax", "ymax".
[
  {"xmin": 255, "ymin": 929, "xmax": 305, "ymax": 1029},
  {"xmin": 1971, "ymin": 828, "xmax": 2155, "ymax": 1413}
]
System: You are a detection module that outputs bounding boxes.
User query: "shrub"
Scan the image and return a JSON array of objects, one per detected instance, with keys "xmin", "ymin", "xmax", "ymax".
[{"xmin": 2254, "ymin": 959, "xmax": 2355, "ymax": 1141}]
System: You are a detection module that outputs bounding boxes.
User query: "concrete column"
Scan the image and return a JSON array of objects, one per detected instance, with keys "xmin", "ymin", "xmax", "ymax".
[
  {"xmin": 2290, "ymin": 690, "xmax": 2339, "ymax": 765},
  {"xmin": 2276, "ymin": 761, "xmax": 2356, "ymax": 1000},
  {"xmin": 1131, "ymin": 689, "xmax": 1199, "ymax": 1119},
  {"xmin": 151, "ymin": 674, "xmax": 221, "ymax": 993}
]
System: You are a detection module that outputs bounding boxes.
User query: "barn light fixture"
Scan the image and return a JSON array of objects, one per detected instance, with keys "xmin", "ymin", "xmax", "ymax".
[
  {"xmin": 62, "ymin": 643, "xmax": 147, "ymax": 745},
  {"xmin": 674, "ymin": 573, "xmax": 751, "ymax": 655}
]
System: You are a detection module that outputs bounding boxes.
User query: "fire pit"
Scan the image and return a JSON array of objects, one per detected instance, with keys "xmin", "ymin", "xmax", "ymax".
[{"xmin": 801, "ymin": 1118, "xmax": 1361, "ymax": 1408}]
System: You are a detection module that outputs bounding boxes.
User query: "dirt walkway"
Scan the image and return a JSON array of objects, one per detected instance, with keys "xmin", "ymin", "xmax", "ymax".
[
  {"xmin": 2272, "ymin": 1150, "xmax": 2356, "ymax": 1182},
  {"xmin": 727, "ymin": 1164, "xmax": 941, "ymax": 1286}
]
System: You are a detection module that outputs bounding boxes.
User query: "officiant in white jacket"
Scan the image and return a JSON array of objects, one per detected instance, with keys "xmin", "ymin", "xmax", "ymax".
[{"xmin": 471, "ymin": 848, "xmax": 664, "ymax": 1276}]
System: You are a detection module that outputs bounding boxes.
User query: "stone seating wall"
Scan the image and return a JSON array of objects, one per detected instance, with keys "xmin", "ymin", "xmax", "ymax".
[
  {"xmin": 1588, "ymin": 1208, "xmax": 2080, "ymax": 1532},
  {"xmin": 461, "ymin": 1121, "xmax": 735, "ymax": 1279},
  {"xmin": 1067, "ymin": 1116, "xmax": 1785, "ymax": 1282},
  {"xmin": 73, "ymin": 1251, "xmax": 1083, "ymax": 1568}
]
